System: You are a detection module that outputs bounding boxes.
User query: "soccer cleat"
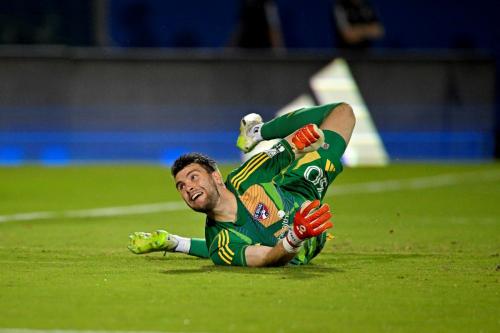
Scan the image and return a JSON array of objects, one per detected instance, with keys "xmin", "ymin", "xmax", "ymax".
[
  {"xmin": 127, "ymin": 230, "xmax": 178, "ymax": 254},
  {"xmin": 236, "ymin": 113, "xmax": 264, "ymax": 153}
]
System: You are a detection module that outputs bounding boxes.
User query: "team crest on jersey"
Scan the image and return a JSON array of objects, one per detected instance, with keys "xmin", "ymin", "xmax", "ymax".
[{"xmin": 253, "ymin": 202, "xmax": 270, "ymax": 221}]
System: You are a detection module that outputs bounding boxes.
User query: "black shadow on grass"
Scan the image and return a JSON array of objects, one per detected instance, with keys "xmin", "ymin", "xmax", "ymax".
[
  {"xmin": 321, "ymin": 252, "xmax": 436, "ymax": 262},
  {"xmin": 157, "ymin": 252, "xmax": 437, "ymax": 277},
  {"xmin": 160, "ymin": 264, "xmax": 343, "ymax": 279},
  {"xmin": 145, "ymin": 255, "xmax": 203, "ymax": 261},
  {"xmin": 148, "ymin": 251, "xmax": 436, "ymax": 279}
]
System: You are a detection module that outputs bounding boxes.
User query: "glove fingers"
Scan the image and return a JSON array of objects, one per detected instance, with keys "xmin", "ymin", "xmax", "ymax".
[
  {"xmin": 304, "ymin": 124, "xmax": 320, "ymax": 140},
  {"xmin": 297, "ymin": 130, "xmax": 312, "ymax": 146},
  {"xmin": 292, "ymin": 124, "xmax": 320, "ymax": 151},
  {"xmin": 313, "ymin": 221, "xmax": 333, "ymax": 235},
  {"xmin": 309, "ymin": 124, "xmax": 321, "ymax": 138},
  {"xmin": 292, "ymin": 135, "xmax": 305, "ymax": 150},
  {"xmin": 309, "ymin": 211, "xmax": 332, "ymax": 228},
  {"xmin": 301, "ymin": 199, "xmax": 321, "ymax": 216},
  {"xmin": 302, "ymin": 126, "xmax": 317, "ymax": 143},
  {"xmin": 306, "ymin": 203, "xmax": 330, "ymax": 221}
]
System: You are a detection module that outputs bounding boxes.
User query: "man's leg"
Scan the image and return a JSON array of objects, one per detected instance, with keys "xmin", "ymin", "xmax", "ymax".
[
  {"xmin": 236, "ymin": 103, "xmax": 355, "ymax": 264},
  {"xmin": 272, "ymin": 103, "xmax": 355, "ymax": 200},
  {"xmin": 274, "ymin": 104, "xmax": 355, "ymax": 264},
  {"xmin": 237, "ymin": 103, "xmax": 355, "ymax": 153},
  {"xmin": 237, "ymin": 103, "xmax": 343, "ymax": 153},
  {"xmin": 261, "ymin": 103, "xmax": 350, "ymax": 140},
  {"xmin": 318, "ymin": 103, "xmax": 356, "ymax": 146}
]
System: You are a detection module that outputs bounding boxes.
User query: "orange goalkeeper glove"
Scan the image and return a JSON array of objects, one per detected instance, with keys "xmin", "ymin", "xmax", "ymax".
[
  {"xmin": 291, "ymin": 124, "xmax": 325, "ymax": 153},
  {"xmin": 283, "ymin": 200, "xmax": 333, "ymax": 253}
]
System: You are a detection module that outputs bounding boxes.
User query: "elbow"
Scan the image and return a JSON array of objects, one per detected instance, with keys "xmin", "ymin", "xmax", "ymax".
[
  {"xmin": 247, "ymin": 255, "xmax": 284, "ymax": 267},
  {"xmin": 244, "ymin": 244, "xmax": 292, "ymax": 267}
]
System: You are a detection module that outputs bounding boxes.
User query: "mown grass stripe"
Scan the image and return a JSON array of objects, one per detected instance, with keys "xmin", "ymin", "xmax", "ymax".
[{"xmin": 0, "ymin": 170, "xmax": 498, "ymax": 223}]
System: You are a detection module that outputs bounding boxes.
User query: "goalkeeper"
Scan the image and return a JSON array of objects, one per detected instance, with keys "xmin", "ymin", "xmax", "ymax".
[{"xmin": 128, "ymin": 103, "xmax": 355, "ymax": 266}]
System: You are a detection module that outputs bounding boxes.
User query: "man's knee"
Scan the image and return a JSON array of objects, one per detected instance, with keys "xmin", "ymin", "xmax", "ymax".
[
  {"xmin": 320, "ymin": 103, "xmax": 356, "ymax": 144},
  {"xmin": 326, "ymin": 103, "xmax": 356, "ymax": 128}
]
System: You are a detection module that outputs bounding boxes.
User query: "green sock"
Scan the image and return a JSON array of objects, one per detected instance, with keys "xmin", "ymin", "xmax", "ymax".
[
  {"xmin": 188, "ymin": 238, "xmax": 209, "ymax": 258},
  {"xmin": 260, "ymin": 103, "xmax": 342, "ymax": 140}
]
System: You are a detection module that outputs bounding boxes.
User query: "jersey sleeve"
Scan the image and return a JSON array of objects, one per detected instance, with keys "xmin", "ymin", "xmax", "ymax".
[
  {"xmin": 208, "ymin": 229, "xmax": 251, "ymax": 266},
  {"xmin": 227, "ymin": 140, "xmax": 294, "ymax": 194}
]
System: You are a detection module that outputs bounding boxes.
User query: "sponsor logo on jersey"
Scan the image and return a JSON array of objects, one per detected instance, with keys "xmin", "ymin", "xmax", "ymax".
[
  {"xmin": 253, "ymin": 202, "xmax": 270, "ymax": 221},
  {"xmin": 325, "ymin": 159, "xmax": 336, "ymax": 172},
  {"xmin": 304, "ymin": 165, "xmax": 328, "ymax": 195},
  {"xmin": 264, "ymin": 143, "xmax": 285, "ymax": 158}
]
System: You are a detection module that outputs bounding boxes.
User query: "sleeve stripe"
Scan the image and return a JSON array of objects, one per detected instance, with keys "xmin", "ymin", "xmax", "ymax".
[
  {"xmin": 224, "ymin": 244, "xmax": 235, "ymax": 256},
  {"xmin": 218, "ymin": 249, "xmax": 232, "ymax": 264},
  {"xmin": 223, "ymin": 230, "xmax": 234, "ymax": 255},
  {"xmin": 231, "ymin": 153, "xmax": 267, "ymax": 188},
  {"xmin": 234, "ymin": 155, "xmax": 270, "ymax": 190},
  {"xmin": 219, "ymin": 230, "xmax": 229, "ymax": 247},
  {"xmin": 219, "ymin": 247, "xmax": 232, "ymax": 261},
  {"xmin": 216, "ymin": 229, "xmax": 234, "ymax": 264},
  {"xmin": 232, "ymin": 152, "xmax": 265, "ymax": 182}
]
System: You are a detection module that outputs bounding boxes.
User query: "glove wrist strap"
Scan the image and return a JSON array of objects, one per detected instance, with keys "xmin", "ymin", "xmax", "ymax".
[
  {"xmin": 172, "ymin": 235, "xmax": 190, "ymax": 253},
  {"xmin": 287, "ymin": 229, "xmax": 303, "ymax": 246},
  {"xmin": 282, "ymin": 230, "xmax": 303, "ymax": 253}
]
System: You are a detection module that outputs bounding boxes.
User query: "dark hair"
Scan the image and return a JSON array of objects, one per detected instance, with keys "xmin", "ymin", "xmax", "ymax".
[{"xmin": 171, "ymin": 153, "xmax": 218, "ymax": 177}]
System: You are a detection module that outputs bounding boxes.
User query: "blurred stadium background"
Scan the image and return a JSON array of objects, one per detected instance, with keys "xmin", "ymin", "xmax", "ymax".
[
  {"xmin": 1, "ymin": 2, "xmax": 499, "ymax": 333},
  {"xmin": 0, "ymin": 0, "xmax": 498, "ymax": 165}
]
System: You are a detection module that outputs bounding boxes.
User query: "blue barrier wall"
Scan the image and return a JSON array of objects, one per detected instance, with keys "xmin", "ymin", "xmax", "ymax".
[
  {"xmin": 0, "ymin": 131, "xmax": 238, "ymax": 165},
  {"xmin": 0, "ymin": 50, "xmax": 495, "ymax": 164}
]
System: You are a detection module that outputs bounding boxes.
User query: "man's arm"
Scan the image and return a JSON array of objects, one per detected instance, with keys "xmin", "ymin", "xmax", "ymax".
[
  {"xmin": 244, "ymin": 242, "xmax": 295, "ymax": 267},
  {"xmin": 245, "ymin": 200, "xmax": 333, "ymax": 267}
]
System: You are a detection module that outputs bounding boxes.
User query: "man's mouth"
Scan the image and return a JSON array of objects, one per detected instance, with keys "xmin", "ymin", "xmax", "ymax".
[{"xmin": 190, "ymin": 191, "xmax": 203, "ymax": 201}]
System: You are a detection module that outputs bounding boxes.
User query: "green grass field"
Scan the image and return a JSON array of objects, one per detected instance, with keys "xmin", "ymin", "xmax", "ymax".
[{"xmin": 0, "ymin": 163, "xmax": 499, "ymax": 333}]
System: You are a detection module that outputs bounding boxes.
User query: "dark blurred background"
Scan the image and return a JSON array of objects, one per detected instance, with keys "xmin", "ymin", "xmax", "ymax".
[{"xmin": 0, "ymin": 0, "xmax": 498, "ymax": 164}]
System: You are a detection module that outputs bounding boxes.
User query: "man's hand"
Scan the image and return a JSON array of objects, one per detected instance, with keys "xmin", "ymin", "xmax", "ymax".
[
  {"xmin": 291, "ymin": 124, "xmax": 325, "ymax": 153},
  {"xmin": 293, "ymin": 200, "xmax": 333, "ymax": 240},
  {"xmin": 128, "ymin": 230, "xmax": 178, "ymax": 254},
  {"xmin": 246, "ymin": 201, "xmax": 332, "ymax": 266},
  {"xmin": 283, "ymin": 200, "xmax": 333, "ymax": 253}
]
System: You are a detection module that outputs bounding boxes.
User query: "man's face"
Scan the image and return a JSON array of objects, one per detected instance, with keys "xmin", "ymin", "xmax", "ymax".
[{"xmin": 174, "ymin": 163, "xmax": 221, "ymax": 213}]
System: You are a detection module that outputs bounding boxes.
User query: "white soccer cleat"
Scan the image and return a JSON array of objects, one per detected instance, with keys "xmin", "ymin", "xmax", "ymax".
[{"xmin": 236, "ymin": 113, "xmax": 264, "ymax": 153}]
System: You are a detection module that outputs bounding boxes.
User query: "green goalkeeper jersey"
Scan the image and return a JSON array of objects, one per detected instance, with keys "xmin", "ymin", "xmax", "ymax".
[{"xmin": 205, "ymin": 133, "xmax": 345, "ymax": 266}]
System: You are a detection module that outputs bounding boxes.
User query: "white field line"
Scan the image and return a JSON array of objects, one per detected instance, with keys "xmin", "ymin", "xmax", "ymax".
[
  {"xmin": 327, "ymin": 169, "xmax": 500, "ymax": 196},
  {"xmin": 0, "ymin": 202, "xmax": 187, "ymax": 223},
  {"xmin": 0, "ymin": 329, "xmax": 207, "ymax": 333},
  {"xmin": 0, "ymin": 170, "xmax": 499, "ymax": 224}
]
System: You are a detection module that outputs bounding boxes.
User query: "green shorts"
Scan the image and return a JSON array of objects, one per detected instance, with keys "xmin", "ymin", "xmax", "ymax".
[{"xmin": 276, "ymin": 130, "xmax": 347, "ymax": 201}]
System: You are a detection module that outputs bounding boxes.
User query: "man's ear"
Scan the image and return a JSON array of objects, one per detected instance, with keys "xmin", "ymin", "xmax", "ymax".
[{"xmin": 212, "ymin": 170, "xmax": 224, "ymax": 186}]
